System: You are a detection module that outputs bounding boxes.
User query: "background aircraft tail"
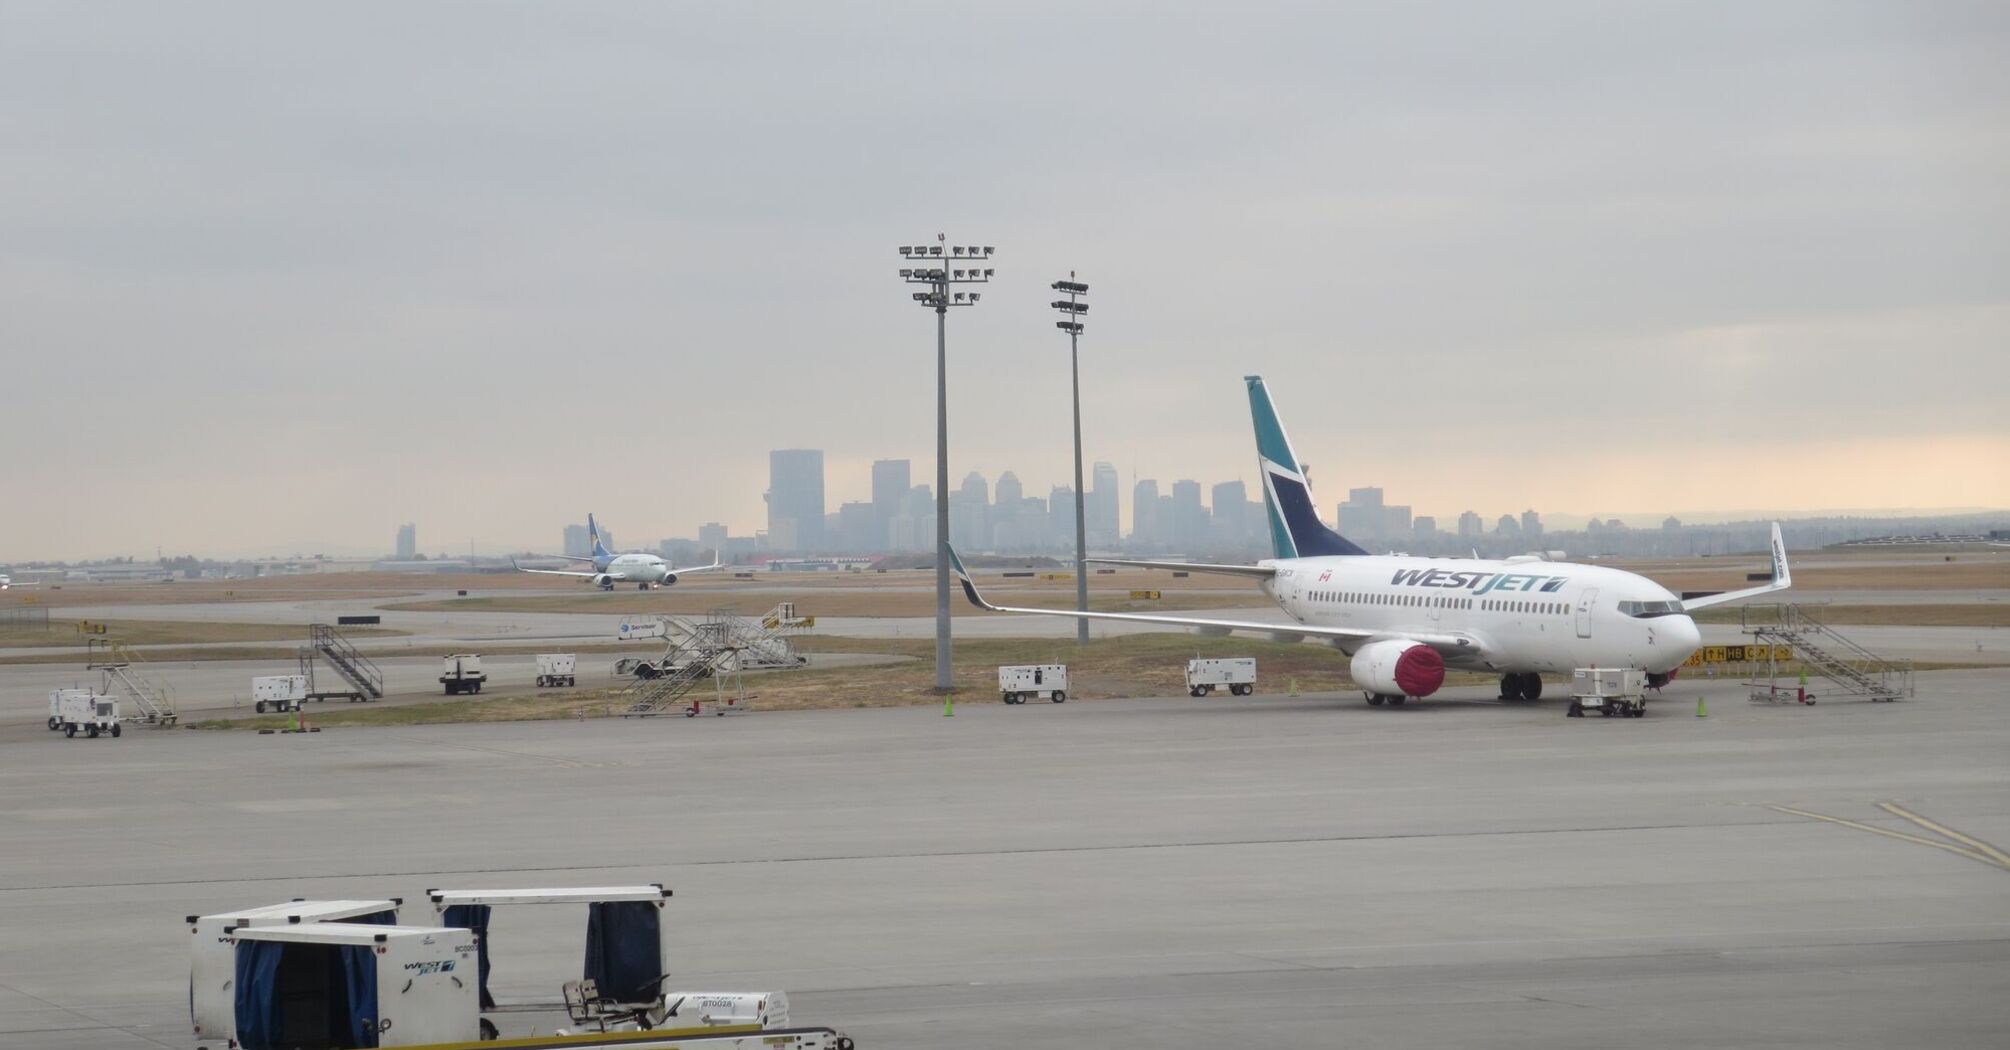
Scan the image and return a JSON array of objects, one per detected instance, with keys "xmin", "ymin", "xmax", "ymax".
[
  {"xmin": 588, "ymin": 513, "xmax": 613, "ymax": 559},
  {"xmin": 1245, "ymin": 375, "xmax": 1368, "ymax": 559}
]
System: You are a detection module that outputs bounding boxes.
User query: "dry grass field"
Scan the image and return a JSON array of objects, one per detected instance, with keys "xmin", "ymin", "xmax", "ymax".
[{"xmin": 0, "ymin": 618, "xmax": 403, "ymax": 649}]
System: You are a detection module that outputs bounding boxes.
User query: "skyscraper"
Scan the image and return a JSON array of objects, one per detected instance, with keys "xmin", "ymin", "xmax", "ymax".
[
  {"xmin": 1131, "ymin": 478, "xmax": 1160, "ymax": 546},
  {"xmin": 395, "ymin": 523, "xmax": 416, "ymax": 560},
  {"xmin": 871, "ymin": 460, "xmax": 910, "ymax": 551},
  {"xmin": 1210, "ymin": 480, "xmax": 1250, "ymax": 546},
  {"xmin": 1088, "ymin": 461, "xmax": 1120, "ymax": 548},
  {"xmin": 1521, "ymin": 509, "xmax": 1542, "ymax": 540},
  {"xmin": 765, "ymin": 449, "xmax": 825, "ymax": 553},
  {"xmin": 1170, "ymin": 480, "xmax": 1206, "ymax": 549},
  {"xmin": 1457, "ymin": 510, "xmax": 1483, "ymax": 538},
  {"xmin": 563, "ymin": 523, "xmax": 590, "ymax": 557},
  {"xmin": 1338, "ymin": 487, "xmax": 1385, "ymax": 538}
]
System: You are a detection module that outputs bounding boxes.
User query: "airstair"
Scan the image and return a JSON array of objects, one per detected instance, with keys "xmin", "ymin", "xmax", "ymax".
[
  {"xmin": 301, "ymin": 623, "xmax": 385, "ymax": 701},
  {"xmin": 1741, "ymin": 603, "xmax": 1913, "ymax": 703},
  {"xmin": 84, "ymin": 638, "xmax": 178, "ymax": 726},
  {"xmin": 625, "ymin": 604, "xmax": 812, "ymax": 673},
  {"xmin": 620, "ymin": 617, "xmax": 763, "ymax": 717}
]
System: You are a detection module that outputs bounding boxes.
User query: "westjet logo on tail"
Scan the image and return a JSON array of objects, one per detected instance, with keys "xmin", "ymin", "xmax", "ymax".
[{"xmin": 1390, "ymin": 568, "xmax": 1569, "ymax": 595}]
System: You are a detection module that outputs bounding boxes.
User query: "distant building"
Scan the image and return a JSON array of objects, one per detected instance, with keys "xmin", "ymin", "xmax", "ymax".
[
  {"xmin": 1338, "ymin": 487, "xmax": 1385, "ymax": 538},
  {"xmin": 395, "ymin": 523, "xmax": 416, "ymax": 561},
  {"xmin": 766, "ymin": 449, "xmax": 826, "ymax": 552},
  {"xmin": 698, "ymin": 522, "xmax": 728, "ymax": 550},
  {"xmin": 1088, "ymin": 462, "xmax": 1121, "ymax": 548},
  {"xmin": 1131, "ymin": 479, "xmax": 1161, "ymax": 546},
  {"xmin": 1496, "ymin": 514, "xmax": 1522, "ymax": 537},
  {"xmin": 1662, "ymin": 515, "xmax": 1682, "ymax": 531},
  {"xmin": 1047, "ymin": 485, "xmax": 1076, "ymax": 549},
  {"xmin": 1170, "ymin": 480, "xmax": 1206, "ymax": 549},
  {"xmin": 837, "ymin": 501, "xmax": 879, "ymax": 552},
  {"xmin": 952, "ymin": 472, "xmax": 991, "ymax": 548},
  {"xmin": 1211, "ymin": 480, "xmax": 1252, "ymax": 547},
  {"xmin": 1383, "ymin": 504, "xmax": 1412, "ymax": 538},
  {"xmin": 1413, "ymin": 516, "xmax": 1438, "ymax": 539},
  {"xmin": 1520, "ymin": 509, "xmax": 1542, "ymax": 539},
  {"xmin": 1457, "ymin": 510, "xmax": 1484, "ymax": 538},
  {"xmin": 870, "ymin": 460, "xmax": 910, "ymax": 552},
  {"xmin": 563, "ymin": 523, "xmax": 591, "ymax": 557}
]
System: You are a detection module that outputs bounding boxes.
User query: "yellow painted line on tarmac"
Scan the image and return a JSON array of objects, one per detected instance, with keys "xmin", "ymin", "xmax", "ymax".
[
  {"xmin": 1877, "ymin": 802, "xmax": 2010, "ymax": 868},
  {"xmin": 1766, "ymin": 805, "xmax": 2005, "ymax": 870}
]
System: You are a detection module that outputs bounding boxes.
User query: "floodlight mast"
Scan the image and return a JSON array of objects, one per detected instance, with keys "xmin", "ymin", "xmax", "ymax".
[
  {"xmin": 901, "ymin": 234, "xmax": 995, "ymax": 691},
  {"xmin": 1052, "ymin": 273, "xmax": 1091, "ymax": 644}
]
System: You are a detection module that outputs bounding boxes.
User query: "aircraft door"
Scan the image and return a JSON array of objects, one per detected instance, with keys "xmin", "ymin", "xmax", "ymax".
[{"xmin": 1575, "ymin": 588, "xmax": 1597, "ymax": 639}]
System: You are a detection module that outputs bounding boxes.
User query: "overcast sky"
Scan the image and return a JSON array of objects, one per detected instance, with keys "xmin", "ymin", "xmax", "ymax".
[{"xmin": 3, "ymin": 2, "xmax": 2005, "ymax": 560}]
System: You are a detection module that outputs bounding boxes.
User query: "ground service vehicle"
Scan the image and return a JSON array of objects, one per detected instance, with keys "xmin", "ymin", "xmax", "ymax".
[
  {"xmin": 252, "ymin": 674, "xmax": 308, "ymax": 713},
  {"xmin": 998, "ymin": 664, "xmax": 1067, "ymax": 704},
  {"xmin": 1568, "ymin": 667, "xmax": 1648, "ymax": 718},
  {"xmin": 1186, "ymin": 657, "xmax": 1256, "ymax": 696},
  {"xmin": 54, "ymin": 691, "xmax": 120, "ymax": 738},
  {"xmin": 441, "ymin": 654, "xmax": 487, "ymax": 695},
  {"xmin": 536, "ymin": 653, "xmax": 578, "ymax": 687}
]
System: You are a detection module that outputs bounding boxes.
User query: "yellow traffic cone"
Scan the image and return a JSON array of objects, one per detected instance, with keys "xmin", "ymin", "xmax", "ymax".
[
  {"xmin": 944, "ymin": 691, "xmax": 954, "ymax": 717},
  {"xmin": 1288, "ymin": 678, "xmax": 1299, "ymax": 697},
  {"xmin": 1696, "ymin": 696, "xmax": 1708, "ymax": 718}
]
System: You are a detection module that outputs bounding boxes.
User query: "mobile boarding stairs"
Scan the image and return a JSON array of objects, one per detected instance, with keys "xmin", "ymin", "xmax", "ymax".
[
  {"xmin": 1741, "ymin": 602, "xmax": 1913, "ymax": 703},
  {"xmin": 84, "ymin": 637, "xmax": 178, "ymax": 726}
]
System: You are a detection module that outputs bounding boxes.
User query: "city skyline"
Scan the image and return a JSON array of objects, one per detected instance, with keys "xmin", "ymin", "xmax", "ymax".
[{"xmin": 3, "ymin": 6, "xmax": 2005, "ymax": 560}]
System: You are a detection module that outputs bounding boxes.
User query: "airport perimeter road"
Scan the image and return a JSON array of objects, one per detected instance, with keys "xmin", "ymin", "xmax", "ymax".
[{"xmin": 3, "ymin": 672, "xmax": 2006, "ymax": 1049}]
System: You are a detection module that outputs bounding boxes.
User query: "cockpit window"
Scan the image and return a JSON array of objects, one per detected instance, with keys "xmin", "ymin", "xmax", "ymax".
[{"xmin": 1617, "ymin": 599, "xmax": 1685, "ymax": 618}]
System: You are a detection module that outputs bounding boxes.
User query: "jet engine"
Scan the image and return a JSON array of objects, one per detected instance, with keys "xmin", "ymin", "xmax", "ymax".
[
  {"xmin": 592, "ymin": 573, "xmax": 616, "ymax": 590},
  {"xmin": 660, "ymin": 573, "xmax": 678, "ymax": 587},
  {"xmin": 1350, "ymin": 639, "xmax": 1446, "ymax": 698}
]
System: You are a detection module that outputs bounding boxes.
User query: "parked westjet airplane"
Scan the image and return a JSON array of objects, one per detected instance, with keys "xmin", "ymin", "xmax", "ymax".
[
  {"xmin": 952, "ymin": 375, "xmax": 1791, "ymax": 706},
  {"xmin": 514, "ymin": 513, "xmax": 722, "ymax": 591}
]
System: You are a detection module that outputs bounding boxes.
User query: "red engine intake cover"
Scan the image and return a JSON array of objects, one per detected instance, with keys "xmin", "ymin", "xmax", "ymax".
[{"xmin": 1393, "ymin": 645, "xmax": 1446, "ymax": 697}]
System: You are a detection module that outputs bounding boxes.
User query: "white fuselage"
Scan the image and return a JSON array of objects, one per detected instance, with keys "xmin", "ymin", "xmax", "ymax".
[
  {"xmin": 1262, "ymin": 555, "xmax": 1701, "ymax": 675},
  {"xmin": 600, "ymin": 553, "xmax": 672, "ymax": 585}
]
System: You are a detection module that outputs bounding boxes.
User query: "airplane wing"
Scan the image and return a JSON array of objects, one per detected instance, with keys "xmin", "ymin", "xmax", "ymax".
[
  {"xmin": 670, "ymin": 555, "xmax": 726, "ymax": 576},
  {"xmin": 1087, "ymin": 557, "xmax": 1276, "ymax": 580},
  {"xmin": 511, "ymin": 559, "xmax": 624, "ymax": 581},
  {"xmin": 950, "ymin": 546, "xmax": 1476, "ymax": 655},
  {"xmin": 1681, "ymin": 522, "xmax": 1792, "ymax": 612}
]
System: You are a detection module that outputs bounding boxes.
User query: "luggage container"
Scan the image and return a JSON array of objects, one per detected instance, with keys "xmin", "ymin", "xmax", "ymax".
[
  {"xmin": 536, "ymin": 653, "xmax": 578, "ymax": 688},
  {"xmin": 1185, "ymin": 657, "xmax": 1256, "ymax": 697},
  {"xmin": 188, "ymin": 898, "xmax": 401, "ymax": 1042},
  {"xmin": 253, "ymin": 674, "xmax": 309, "ymax": 714},
  {"xmin": 997, "ymin": 664, "xmax": 1067, "ymax": 704},
  {"xmin": 47, "ymin": 687, "xmax": 95, "ymax": 731},
  {"xmin": 223, "ymin": 924, "xmax": 479, "ymax": 1048}
]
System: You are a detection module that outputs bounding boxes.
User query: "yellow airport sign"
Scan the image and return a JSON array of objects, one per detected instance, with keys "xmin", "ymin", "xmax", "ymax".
[
  {"xmin": 1703, "ymin": 646, "xmax": 1728, "ymax": 663},
  {"xmin": 1683, "ymin": 649, "xmax": 1705, "ymax": 668},
  {"xmin": 1129, "ymin": 590, "xmax": 1161, "ymax": 600}
]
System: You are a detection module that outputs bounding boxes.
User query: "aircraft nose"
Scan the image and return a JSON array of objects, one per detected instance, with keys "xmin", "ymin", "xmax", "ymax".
[{"xmin": 1672, "ymin": 614, "xmax": 1702, "ymax": 655}]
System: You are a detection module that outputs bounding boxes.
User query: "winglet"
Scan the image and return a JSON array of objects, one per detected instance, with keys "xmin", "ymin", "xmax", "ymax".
[
  {"xmin": 1769, "ymin": 521, "xmax": 1791, "ymax": 590},
  {"xmin": 947, "ymin": 546, "xmax": 1000, "ymax": 611}
]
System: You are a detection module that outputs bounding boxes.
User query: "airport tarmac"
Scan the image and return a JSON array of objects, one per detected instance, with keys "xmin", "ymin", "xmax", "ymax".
[{"xmin": 2, "ymin": 670, "xmax": 2004, "ymax": 1049}]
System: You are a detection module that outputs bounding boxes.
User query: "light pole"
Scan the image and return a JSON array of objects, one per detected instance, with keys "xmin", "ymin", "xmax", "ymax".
[
  {"xmin": 1052, "ymin": 274, "xmax": 1089, "ymax": 644},
  {"xmin": 900, "ymin": 235, "xmax": 994, "ymax": 691}
]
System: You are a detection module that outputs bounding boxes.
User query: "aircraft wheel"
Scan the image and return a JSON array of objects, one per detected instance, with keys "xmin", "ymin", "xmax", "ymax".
[
  {"xmin": 1366, "ymin": 694, "xmax": 1385, "ymax": 706},
  {"xmin": 1386, "ymin": 695, "xmax": 1406, "ymax": 706},
  {"xmin": 1524, "ymin": 674, "xmax": 1543, "ymax": 700}
]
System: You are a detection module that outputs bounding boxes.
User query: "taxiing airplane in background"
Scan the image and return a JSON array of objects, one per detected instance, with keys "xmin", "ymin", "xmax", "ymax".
[
  {"xmin": 953, "ymin": 374, "xmax": 1791, "ymax": 706},
  {"xmin": 515, "ymin": 514, "xmax": 722, "ymax": 591}
]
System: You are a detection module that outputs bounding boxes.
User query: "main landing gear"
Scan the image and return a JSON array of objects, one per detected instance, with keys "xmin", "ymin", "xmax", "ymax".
[
  {"xmin": 1499, "ymin": 672, "xmax": 1543, "ymax": 701},
  {"xmin": 1364, "ymin": 693, "xmax": 1407, "ymax": 706}
]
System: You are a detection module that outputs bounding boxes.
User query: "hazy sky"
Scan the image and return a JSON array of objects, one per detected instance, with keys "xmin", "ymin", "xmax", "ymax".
[{"xmin": 3, "ymin": 2, "xmax": 2006, "ymax": 559}]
